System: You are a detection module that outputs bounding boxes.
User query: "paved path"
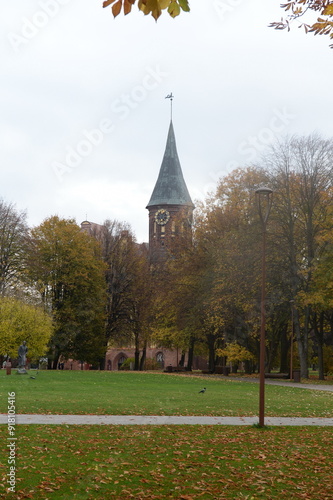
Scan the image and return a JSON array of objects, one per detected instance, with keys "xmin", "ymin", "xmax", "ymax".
[
  {"xmin": 230, "ymin": 377, "xmax": 333, "ymax": 392},
  {"xmin": 0, "ymin": 414, "xmax": 333, "ymax": 426}
]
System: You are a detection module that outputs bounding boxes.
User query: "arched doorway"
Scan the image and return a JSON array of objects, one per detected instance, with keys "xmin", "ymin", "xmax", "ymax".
[
  {"xmin": 114, "ymin": 353, "xmax": 128, "ymax": 371},
  {"xmin": 156, "ymin": 352, "xmax": 164, "ymax": 369}
]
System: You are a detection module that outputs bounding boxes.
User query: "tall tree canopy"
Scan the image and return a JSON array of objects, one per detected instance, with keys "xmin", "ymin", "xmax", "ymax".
[
  {"xmin": 0, "ymin": 297, "xmax": 53, "ymax": 362},
  {"xmin": 0, "ymin": 200, "xmax": 28, "ymax": 296},
  {"xmin": 26, "ymin": 216, "xmax": 107, "ymax": 368},
  {"xmin": 265, "ymin": 134, "xmax": 333, "ymax": 378},
  {"xmin": 92, "ymin": 220, "xmax": 152, "ymax": 370},
  {"xmin": 159, "ymin": 134, "xmax": 333, "ymax": 378}
]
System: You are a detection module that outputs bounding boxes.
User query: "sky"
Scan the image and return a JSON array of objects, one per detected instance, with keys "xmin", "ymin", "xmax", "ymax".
[{"xmin": 2, "ymin": 1, "xmax": 332, "ymax": 243}]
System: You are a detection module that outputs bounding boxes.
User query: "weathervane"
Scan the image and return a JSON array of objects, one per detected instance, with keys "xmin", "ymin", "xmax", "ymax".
[{"xmin": 165, "ymin": 93, "xmax": 174, "ymax": 120}]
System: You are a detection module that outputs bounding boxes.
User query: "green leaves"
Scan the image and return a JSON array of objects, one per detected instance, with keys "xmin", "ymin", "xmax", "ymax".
[{"xmin": 27, "ymin": 216, "xmax": 107, "ymax": 366}]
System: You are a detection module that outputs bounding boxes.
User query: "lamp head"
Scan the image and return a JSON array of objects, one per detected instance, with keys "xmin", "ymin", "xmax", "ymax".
[
  {"xmin": 255, "ymin": 186, "xmax": 273, "ymax": 196},
  {"xmin": 255, "ymin": 186, "xmax": 273, "ymax": 227}
]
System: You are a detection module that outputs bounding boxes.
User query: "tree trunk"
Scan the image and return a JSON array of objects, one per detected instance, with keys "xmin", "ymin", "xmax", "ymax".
[
  {"xmin": 51, "ymin": 347, "xmax": 61, "ymax": 370},
  {"xmin": 139, "ymin": 343, "xmax": 147, "ymax": 371},
  {"xmin": 244, "ymin": 359, "xmax": 254, "ymax": 374},
  {"xmin": 186, "ymin": 337, "xmax": 195, "ymax": 371},
  {"xmin": 207, "ymin": 333, "xmax": 215, "ymax": 372},
  {"xmin": 295, "ymin": 308, "xmax": 309, "ymax": 379},
  {"xmin": 133, "ymin": 326, "xmax": 140, "ymax": 370},
  {"xmin": 279, "ymin": 325, "xmax": 289, "ymax": 373},
  {"xmin": 315, "ymin": 312, "xmax": 325, "ymax": 380},
  {"xmin": 134, "ymin": 349, "xmax": 140, "ymax": 371}
]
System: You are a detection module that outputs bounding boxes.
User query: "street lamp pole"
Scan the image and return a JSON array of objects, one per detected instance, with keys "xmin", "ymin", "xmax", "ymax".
[{"xmin": 255, "ymin": 186, "xmax": 273, "ymax": 427}]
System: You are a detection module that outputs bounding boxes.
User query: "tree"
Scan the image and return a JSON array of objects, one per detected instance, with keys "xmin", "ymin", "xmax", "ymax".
[
  {"xmin": 93, "ymin": 220, "xmax": 153, "ymax": 370},
  {"xmin": 103, "ymin": 0, "xmax": 190, "ymax": 20},
  {"xmin": 271, "ymin": 1, "xmax": 333, "ymax": 48},
  {"xmin": 265, "ymin": 134, "xmax": 333, "ymax": 378},
  {"xmin": 217, "ymin": 342, "xmax": 254, "ymax": 372},
  {"xmin": 0, "ymin": 200, "xmax": 28, "ymax": 296},
  {"xmin": 26, "ymin": 216, "xmax": 107, "ymax": 368},
  {"xmin": 152, "ymin": 167, "xmax": 270, "ymax": 373},
  {"xmin": 151, "ymin": 236, "xmax": 209, "ymax": 371},
  {"xmin": 183, "ymin": 143, "xmax": 333, "ymax": 379},
  {"xmin": 298, "ymin": 218, "xmax": 333, "ymax": 378},
  {"xmin": 193, "ymin": 167, "xmax": 270, "ymax": 373},
  {"xmin": 0, "ymin": 297, "xmax": 53, "ymax": 362}
]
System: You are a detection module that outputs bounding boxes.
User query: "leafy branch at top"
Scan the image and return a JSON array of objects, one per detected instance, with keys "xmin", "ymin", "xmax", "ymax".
[
  {"xmin": 270, "ymin": 0, "xmax": 333, "ymax": 48},
  {"xmin": 102, "ymin": 0, "xmax": 190, "ymax": 21}
]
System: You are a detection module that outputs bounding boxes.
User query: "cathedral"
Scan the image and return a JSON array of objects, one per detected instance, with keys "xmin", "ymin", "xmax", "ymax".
[
  {"xmin": 146, "ymin": 120, "xmax": 194, "ymax": 264},
  {"xmin": 68, "ymin": 118, "xmax": 205, "ymax": 371}
]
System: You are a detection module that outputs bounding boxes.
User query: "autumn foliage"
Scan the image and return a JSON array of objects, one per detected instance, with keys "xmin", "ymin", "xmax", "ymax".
[
  {"xmin": 3, "ymin": 425, "xmax": 333, "ymax": 499},
  {"xmin": 270, "ymin": 0, "xmax": 333, "ymax": 48},
  {"xmin": 103, "ymin": 0, "xmax": 190, "ymax": 20}
]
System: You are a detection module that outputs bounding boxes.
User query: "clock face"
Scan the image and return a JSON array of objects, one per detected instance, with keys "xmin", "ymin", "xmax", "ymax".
[{"xmin": 154, "ymin": 209, "xmax": 170, "ymax": 225}]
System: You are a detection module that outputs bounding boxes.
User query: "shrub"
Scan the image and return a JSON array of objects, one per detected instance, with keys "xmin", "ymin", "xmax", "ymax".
[
  {"xmin": 143, "ymin": 358, "xmax": 160, "ymax": 370},
  {"xmin": 119, "ymin": 358, "xmax": 134, "ymax": 370}
]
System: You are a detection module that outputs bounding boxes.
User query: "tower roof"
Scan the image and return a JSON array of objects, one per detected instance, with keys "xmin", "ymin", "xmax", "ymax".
[{"xmin": 146, "ymin": 121, "xmax": 194, "ymax": 209}]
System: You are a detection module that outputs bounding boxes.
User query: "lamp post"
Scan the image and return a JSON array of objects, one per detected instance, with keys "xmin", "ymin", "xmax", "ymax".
[{"xmin": 255, "ymin": 186, "xmax": 273, "ymax": 427}]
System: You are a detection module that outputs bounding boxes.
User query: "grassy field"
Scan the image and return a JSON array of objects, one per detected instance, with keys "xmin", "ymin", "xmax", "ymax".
[
  {"xmin": 1, "ymin": 425, "xmax": 333, "ymax": 499},
  {"xmin": 1, "ymin": 371, "xmax": 333, "ymax": 499},
  {"xmin": 1, "ymin": 370, "xmax": 333, "ymax": 417}
]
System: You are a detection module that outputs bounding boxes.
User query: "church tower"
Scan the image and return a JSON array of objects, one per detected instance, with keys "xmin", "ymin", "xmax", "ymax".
[{"xmin": 146, "ymin": 120, "xmax": 194, "ymax": 264}]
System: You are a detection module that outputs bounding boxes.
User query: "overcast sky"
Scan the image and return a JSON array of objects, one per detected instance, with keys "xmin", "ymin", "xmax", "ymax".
[{"xmin": 2, "ymin": 1, "xmax": 332, "ymax": 242}]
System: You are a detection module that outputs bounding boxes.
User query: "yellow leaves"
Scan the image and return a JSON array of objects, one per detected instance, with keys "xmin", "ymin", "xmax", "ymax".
[
  {"xmin": 217, "ymin": 342, "xmax": 255, "ymax": 364},
  {"xmin": 323, "ymin": 4, "xmax": 333, "ymax": 15},
  {"xmin": 0, "ymin": 297, "xmax": 53, "ymax": 360},
  {"xmin": 138, "ymin": 0, "xmax": 172, "ymax": 20},
  {"xmin": 272, "ymin": 0, "xmax": 333, "ymax": 48},
  {"xmin": 168, "ymin": 0, "xmax": 181, "ymax": 17},
  {"xmin": 103, "ymin": 0, "xmax": 190, "ymax": 20}
]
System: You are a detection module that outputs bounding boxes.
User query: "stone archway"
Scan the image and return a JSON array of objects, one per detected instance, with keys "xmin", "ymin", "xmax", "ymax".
[{"xmin": 114, "ymin": 353, "xmax": 128, "ymax": 371}]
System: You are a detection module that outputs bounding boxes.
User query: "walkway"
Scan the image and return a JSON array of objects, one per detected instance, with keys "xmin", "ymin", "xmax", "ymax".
[
  {"xmin": 1, "ymin": 414, "xmax": 332, "ymax": 426},
  {"xmin": 227, "ymin": 377, "xmax": 333, "ymax": 392}
]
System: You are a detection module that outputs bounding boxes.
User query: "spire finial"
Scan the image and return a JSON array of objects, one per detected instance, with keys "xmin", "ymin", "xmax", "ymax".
[{"xmin": 165, "ymin": 93, "xmax": 174, "ymax": 120}]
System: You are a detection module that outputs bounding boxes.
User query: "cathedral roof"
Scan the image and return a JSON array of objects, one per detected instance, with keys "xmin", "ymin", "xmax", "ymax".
[{"xmin": 146, "ymin": 121, "xmax": 194, "ymax": 209}]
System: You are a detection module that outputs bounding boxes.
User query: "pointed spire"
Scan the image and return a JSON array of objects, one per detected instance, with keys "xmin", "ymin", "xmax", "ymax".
[{"xmin": 146, "ymin": 121, "xmax": 194, "ymax": 208}]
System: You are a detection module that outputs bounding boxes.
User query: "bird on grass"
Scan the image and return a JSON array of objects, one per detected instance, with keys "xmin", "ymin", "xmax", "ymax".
[
  {"xmin": 30, "ymin": 371, "xmax": 39, "ymax": 379},
  {"xmin": 198, "ymin": 387, "xmax": 206, "ymax": 394}
]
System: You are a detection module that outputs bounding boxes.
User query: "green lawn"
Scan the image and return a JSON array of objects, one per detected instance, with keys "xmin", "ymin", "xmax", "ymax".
[
  {"xmin": 1, "ymin": 371, "xmax": 333, "ymax": 499},
  {"xmin": 1, "ymin": 425, "xmax": 333, "ymax": 499},
  {"xmin": 0, "ymin": 370, "xmax": 333, "ymax": 417}
]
